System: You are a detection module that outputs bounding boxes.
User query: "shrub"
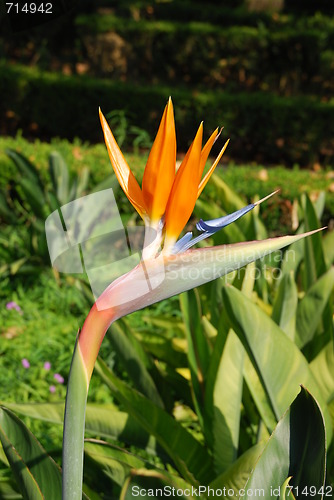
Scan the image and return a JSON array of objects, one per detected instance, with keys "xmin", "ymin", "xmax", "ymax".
[{"xmin": 1, "ymin": 63, "xmax": 334, "ymax": 166}]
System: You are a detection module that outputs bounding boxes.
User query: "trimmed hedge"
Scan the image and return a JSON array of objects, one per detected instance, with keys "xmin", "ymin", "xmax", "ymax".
[
  {"xmin": 1, "ymin": 63, "xmax": 333, "ymax": 166},
  {"xmin": 95, "ymin": 0, "xmax": 267, "ymax": 27},
  {"xmin": 75, "ymin": 15, "xmax": 334, "ymax": 95}
]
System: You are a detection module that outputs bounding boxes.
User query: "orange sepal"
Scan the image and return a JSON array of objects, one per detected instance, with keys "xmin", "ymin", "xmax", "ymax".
[
  {"xmin": 164, "ymin": 123, "xmax": 203, "ymax": 242},
  {"xmin": 99, "ymin": 109, "xmax": 147, "ymax": 219},
  {"xmin": 197, "ymin": 139, "xmax": 230, "ymax": 198},
  {"xmin": 199, "ymin": 128, "xmax": 219, "ymax": 178},
  {"xmin": 142, "ymin": 98, "xmax": 176, "ymax": 223}
]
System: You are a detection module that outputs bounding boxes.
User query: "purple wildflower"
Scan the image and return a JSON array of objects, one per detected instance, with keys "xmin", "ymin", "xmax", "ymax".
[
  {"xmin": 43, "ymin": 361, "xmax": 51, "ymax": 370},
  {"xmin": 6, "ymin": 301, "xmax": 22, "ymax": 313},
  {"xmin": 49, "ymin": 385, "xmax": 56, "ymax": 393},
  {"xmin": 21, "ymin": 358, "xmax": 30, "ymax": 369},
  {"xmin": 54, "ymin": 373, "xmax": 64, "ymax": 384}
]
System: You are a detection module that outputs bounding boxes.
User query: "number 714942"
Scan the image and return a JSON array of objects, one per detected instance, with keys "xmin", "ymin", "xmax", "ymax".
[{"xmin": 6, "ymin": 3, "xmax": 53, "ymax": 14}]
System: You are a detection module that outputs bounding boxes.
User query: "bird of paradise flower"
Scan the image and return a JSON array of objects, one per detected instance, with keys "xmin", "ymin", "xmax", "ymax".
[{"xmin": 60, "ymin": 98, "xmax": 322, "ymax": 499}]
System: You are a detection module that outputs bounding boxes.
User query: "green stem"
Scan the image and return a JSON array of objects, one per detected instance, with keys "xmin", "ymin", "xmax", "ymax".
[{"xmin": 62, "ymin": 336, "xmax": 89, "ymax": 499}]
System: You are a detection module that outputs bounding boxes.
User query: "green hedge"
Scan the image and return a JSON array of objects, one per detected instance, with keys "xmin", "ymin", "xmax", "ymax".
[
  {"xmin": 75, "ymin": 15, "xmax": 334, "ymax": 95},
  {"xmin": 95, "ymin": 0, "xmax": 265, "ymax": 26},
  {"xmin": 1, "ymin": 63, "xmax": 333, "ymax": 166}
]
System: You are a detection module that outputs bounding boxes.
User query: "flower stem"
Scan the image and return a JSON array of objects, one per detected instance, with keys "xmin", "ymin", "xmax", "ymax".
[{"xmin": 62, "ymin": 335, "xmax": 89, "ymax": 500}]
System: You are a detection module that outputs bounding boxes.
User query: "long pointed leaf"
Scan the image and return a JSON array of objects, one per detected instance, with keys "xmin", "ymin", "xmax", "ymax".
[
  {"xmin": 2, "ymin": 402, "xmax": 162, "ymax": 458},
  {"xmin": 209, "ymin": 442, "xmax": 266, "ymax": 493},
  {"xmin": 295, "ymin": 267, "xmax": 334, "ymax": 348},
  {"xmin": 84, "ymin": 439, "xmax": 192, "ymax": 494},
  {"xmin": 244, "ymin": 388, "xmax": 326, "ymax": 498},
  {"xmin": 0, "ymin": 407, "xmax": 62, "ymax": 500},
  {"xmin": 310, "ymin": 341, "xmax": 334, "ymax": 404},
  {"xmin": 180, "ymin": 289, "xmax": 210, "ymax": 428},
  {"xmin": 212, "ymin": 330, "xmax": 244, "ymax": 474},
  {"xmin": 302, "ymin": 194, "xmax": 327, "ymax": 289},
  {"xmin": 95, "ymin": 357, "xmax": 214, "ymax": 485},
  {"xmin": 107, "ymin": 321, "xmax": 164, "ymax": 408},
  {"xmin": 209, "ymin": 262, "xmax": 255, "ymax": 474},
  {"xmin": 271, "ymin": 271, "xmax": 298, "ymax": 340},
  {"xmin": 49, "ymin": 151, "xmax": 69, "ymax": 205},
  {"xmin": 222, "ymin": 285, "xmax": 332, "ymax": 443}
]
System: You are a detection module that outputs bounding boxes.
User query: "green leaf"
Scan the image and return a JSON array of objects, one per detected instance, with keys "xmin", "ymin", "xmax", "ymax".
[
  {"xmin": 138, "ymin": 330, "xmax": 187, "ymax": 369},
  {"xmin": 271, "ymin": 271, "xmax": 298, "ymax": 340},
  {"xmin": 0, "ymin": 478, "xmax": 22, "ymax": 499},
  {"xmin": 243, "ymin": 355, "xmax": 277, "ymax": 433},
  {"xmin": 302, "ymin": 193, "xmax": 327, "ymax": 289},
  {"xmin": 19, "ymin": 178, "xmax": 46, "ymax": 218},
  {"xmin": 280, "ymin": 478, "xmax": 296, "ymax": 499},
  {"xmin": 107, "ymin": 321, "xmax": 164, "ymax": 408},
  {"xmin": 222, "ymin": 285, "xmax": 332, "ymax": 443},
  {"xmin": 247, "ymin": 198, "xmax": 268, "ymax": 241},
  {"xmin": 95, "ymin": 357, "xmax": 214, "ymax": 485},
  {"xmin": 244, "ymin": 387, "xmax": 326, "ymax": 499},
  {"xmin": 212, "ymin": 329, "xmax": 244, "ymax": 474},
  {"xmin": 5, "ymin": 149, "xmax": 45, "ymax": 192},
  {"xmin": 180, "ymin": 289, "xmax": 210, "ymax": 427},
  {"xmin": 84, "ymin": 439, "xmax": 149, "ymax": 488},
  {"xmin": 85, "ymin": 439, "xmax": 191, "ymax": 494},
  {"xmin": 74, "ymin": 167, "xmax": 90, "ymax": 199},
  {"xmin": 295, "ymin": 267, "xmax": 334, "ymax": 348},
  {"xmin": 280, "ymin": 237, "xmax": 304, "ymax": 279},
  {"xmin": 2, "ymin": 401, "xmax": 162, "ymax": 458},
  {"xmin": 209, "ymin": 443, "xmax": 266, "ymax": 493},
  {"xmin": 310, "ymin": 341, "xmax": 334, "ymax": 404},
  {"xmin": 323, "ymin": 230, "xmax": 334, "ymax": 268},
  {"xmin": 0, "ymin": 191, "xmax": 17, "ymax": 223},
  {"xmin": 0, "ymin": 406, "xmax": 62, "ymax": 500},
  {"xmin": 207, "ymin": 263, "xmax": 255, "ymax": 474},
  {"xmin": 49, "ymin": 151, "xmax": 69, "ymax": 205}
]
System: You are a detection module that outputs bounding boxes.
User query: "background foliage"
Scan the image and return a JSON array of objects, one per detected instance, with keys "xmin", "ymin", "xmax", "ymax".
[
  {"xmin": 0, "ymin": 0, "xmax": 333, "ymax": 497},
  {"xmin": 1, "ymin": 0, "xmax": 334, "ymax": 165}
]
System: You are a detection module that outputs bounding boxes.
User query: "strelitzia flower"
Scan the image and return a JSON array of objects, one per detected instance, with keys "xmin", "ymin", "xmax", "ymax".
[{"xmin": 61, "ymin": 99, "xmax": 322, "ymax": 499}]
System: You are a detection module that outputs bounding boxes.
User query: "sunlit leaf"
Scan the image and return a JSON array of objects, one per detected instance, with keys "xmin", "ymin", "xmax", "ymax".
[
  {"xmin": 295, "ymin": 267, "xmax": 334, "ymax": 348},
  {"xmin": 271, "ymin": 271, "xmax": 298, "ymax": 340},
  {"xmin": 95, "ymin": 357, "xmax": 214, "ymax": 485},
  {"xmin": 222, "ymin": 286, "xmax": 332, "ymax": 443},
  {"xmin": 244, "ymin": 388, "xmax": 326, "ymax": 499},
  {"xmin": 0, "ymin": 407, "xmax": 62, "ymax": 500}
]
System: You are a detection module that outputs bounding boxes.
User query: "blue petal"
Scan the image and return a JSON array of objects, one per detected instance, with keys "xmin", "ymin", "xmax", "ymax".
[
  {"xmin": 173, "ymin": 203, "xmax": 256, "ymax": 254},
  {"xmin": 196, "ymin": 203, "xmax": 255, "ymax": 232},
  {"xmin": 171, "ymin": 232, "xmax": 193, "ymax": 254}
]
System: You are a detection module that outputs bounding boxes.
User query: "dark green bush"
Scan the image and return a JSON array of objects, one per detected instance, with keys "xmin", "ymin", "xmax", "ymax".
[
  {"xmin": 103, "ymin": 0, "xmax": 263, "ymax": 26},
  {"xmin": 74, "ymin": 15, "xmax": 334, "ymax": 96},
  {"xmin": 1, "ymin": 62, "xmax": 333, "ymax": 166}
]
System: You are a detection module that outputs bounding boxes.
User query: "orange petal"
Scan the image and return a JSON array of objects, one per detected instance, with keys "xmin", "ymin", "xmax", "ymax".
[
  {"xmin": 164, "ymin": 123, "xmax": 203, "ymax": 243},
  {"xmin": 142, "ymin": 97, "xmax": 176, "ymax": 222},
  {"xmin": 99, "ymin": 108, "xmax": 147, "ymax": 219},
  {"xmin": 199, "ymin": 128, "xmax": 219, "ymax": 178},
  {"xmin": 197, "ymin": 139, "xmax": 230, "ymax": 198}
]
